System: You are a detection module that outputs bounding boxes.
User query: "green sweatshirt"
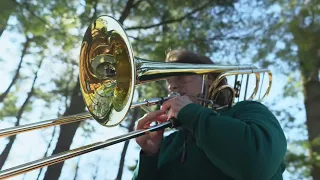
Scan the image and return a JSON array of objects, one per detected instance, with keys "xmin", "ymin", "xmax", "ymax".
[{"xmin": 132, "ymin": 101, "xmax": 287, "ymax": 180}]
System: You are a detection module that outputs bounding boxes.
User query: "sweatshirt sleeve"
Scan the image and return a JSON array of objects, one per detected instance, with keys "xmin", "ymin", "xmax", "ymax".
[
  {"xmin": 177, "ymin": 101, "xmax": 287, "ymax": 180},
  {"xmin": 132, "ymin": 150, "xmax": 159, "ymax": 180}
]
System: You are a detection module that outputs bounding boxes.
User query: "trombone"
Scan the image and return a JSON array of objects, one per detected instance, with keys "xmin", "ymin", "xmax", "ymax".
[{"xmin": 0, "ymin": 15, "xmax": 272, "ymax": 179}]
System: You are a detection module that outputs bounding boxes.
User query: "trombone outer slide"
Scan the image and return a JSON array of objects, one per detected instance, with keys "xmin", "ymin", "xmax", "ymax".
[{"xmin": 0, "ymin": 119, "xmax": 176, "ymax": 179}]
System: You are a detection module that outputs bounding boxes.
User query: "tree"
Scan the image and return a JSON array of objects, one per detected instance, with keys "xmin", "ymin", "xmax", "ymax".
[
  {"xmin": 115, "ymin": 108, "xmax": 141, "ymax": 180},
  {"xmin": 43, "ymin": 79, "xmax": 86, "ymax": 180},
  {"xmin": 3, "ymin": 0, "xmax": 297, "ymax": 179},
  {"xmin": 241, "ymin": 0, "xmax": 320, "ymax": 179},
  {"xmin": 0, "ymin": 59, "xmax": 43, "ymax": 169}
]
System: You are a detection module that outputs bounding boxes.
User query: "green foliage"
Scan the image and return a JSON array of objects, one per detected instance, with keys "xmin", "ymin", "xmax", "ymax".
[
  {"xmin": 0, "ymin": 93, "xmax": 19, "ymax": 119},
  {"xmin": 0, "ymin": 0, "xmax": 17, "ymax": 33},
  {"xmin": 283, "ymin": 75, "xmax": 302, "ymax": 98},
  {"xmin": 286, "ymin": 149, "xmax": 311, "ymax": 178},
  {"xmin": 285, "ymin": 138, "xmax": 320, "ymax": 179},
  {"xmin": 129, "ymin": 0, "xmax": 240, "ymax": 59},
  {"xmin": 33, "ymin": 87, "xmax": 54, "ymax": 103},
  {"xmin": 5, "ymin": 0, "xmax": 319, "ymax": 179}
]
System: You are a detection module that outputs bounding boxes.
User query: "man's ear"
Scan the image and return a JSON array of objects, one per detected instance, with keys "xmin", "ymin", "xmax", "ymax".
[{"xmin": 207, "ymin": 75, "xmax": 215, "ymax": 85}]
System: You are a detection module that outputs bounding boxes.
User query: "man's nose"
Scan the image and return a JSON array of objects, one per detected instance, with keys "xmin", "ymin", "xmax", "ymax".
[{"xmin": 168, "ymin": 83, "xmax": 180, "ymax": 92}]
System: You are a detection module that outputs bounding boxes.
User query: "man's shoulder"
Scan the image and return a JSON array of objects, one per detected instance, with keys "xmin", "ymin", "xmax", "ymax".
[
  {"xmin": 218, "ymin": 100, "xmax": 265, "ymax": 112},
  {"xmin": 233, "ymin": 100, "xmax": 268, "ymax": 109},
  {"xmin": 220, "ymin": 100, "xmax": 270, "ymax": 116}
]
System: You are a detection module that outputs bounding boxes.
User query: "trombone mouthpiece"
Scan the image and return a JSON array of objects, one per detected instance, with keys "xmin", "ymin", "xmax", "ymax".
[{"xmin": 168, "ymin": 92, "xmax": 181, "ymax": 98}]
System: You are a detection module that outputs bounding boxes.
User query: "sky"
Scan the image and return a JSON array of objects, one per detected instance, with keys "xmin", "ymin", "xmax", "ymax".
[{"xmin": 0, "ymin": 4, "xmax": 308, "ymax": 180}]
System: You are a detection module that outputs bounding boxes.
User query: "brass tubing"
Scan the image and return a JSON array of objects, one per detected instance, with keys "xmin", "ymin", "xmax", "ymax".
[
  {"xmin": 209, "ymin": 69, "xmax": 272, "ymax": 102},
  {"xmin": 244, "ymin": 74, "xmax": 250, "ymax": 100}
]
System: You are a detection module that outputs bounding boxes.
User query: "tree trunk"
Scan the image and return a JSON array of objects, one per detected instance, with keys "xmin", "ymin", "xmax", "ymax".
[
  {"xmin": 0, "ymin": 135, "xmax": 16, "ymax": 170},
  {"xmin": 36, "ymin": 77, "xmax": 71, "ymax": 180},
  {"xmin": 92, "ymin": 157, "xmax": 101, "ymax": 180},
  {"xmin": 36, "ymin": 127, "xmax": 57, "ymax": 180},
  {"xmin": 43, "ymin": 80, "xmax": 86, "ymax": 180},
  {"xmin": 304, "ymin": 76, "xmax": 320, "ymax": 179},
  {"xmin": 290, "ymin": 13, "xmax": 320, "ymax": 179},
  {"xmin": 0, "ymin": 36, "xmax": 30, "ymax": 102},
  {"xmin": 118, "ymin": 0, "xmax": 135, "ymax": 24},
  {"xmin": 73, "ymin": 157, "xmax": 81, "ymax": 180},
  {"xmin": 115, "ymin": 109, "xmax": 140, "ymax": 180},
  {"xmin": 299, "ymin": 32, "xmax": 320, "ymax": 180},
  {"xmin": 0, "ymin": 60, "xmax": 41, "ymax": 169},
  {"xmin": 0, "ymin": 28, "xmax": 5, "ymax": 38}
]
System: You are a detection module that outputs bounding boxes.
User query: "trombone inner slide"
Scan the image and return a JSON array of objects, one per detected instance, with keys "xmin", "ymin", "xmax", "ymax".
[
  {"xmin": 0, "ymin": 112, "xmax": 92, "ymax": 138},
  {"xmin": 0, "ymin": 97, "xmax": 168, "ymax": 138}
]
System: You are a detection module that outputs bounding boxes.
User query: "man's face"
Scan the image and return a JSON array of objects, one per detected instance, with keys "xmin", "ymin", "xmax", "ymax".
[{"xmin": 166, "ymin": 75, "xmax": 203, "ymax": 103}]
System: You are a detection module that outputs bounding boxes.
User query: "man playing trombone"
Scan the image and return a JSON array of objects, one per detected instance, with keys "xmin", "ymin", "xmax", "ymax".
[{"xmin": 132, "ymin": 50, "xmax": 287, "ymax": 180}]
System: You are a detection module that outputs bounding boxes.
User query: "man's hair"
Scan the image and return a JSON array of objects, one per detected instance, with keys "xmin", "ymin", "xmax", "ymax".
[
  {"xmin": 165, "ymin": 49, "xmax": 231, "ymax": 107},
  {"xmin": 165, "ymin": 49, "xmax": 214, "ymax": 64}
]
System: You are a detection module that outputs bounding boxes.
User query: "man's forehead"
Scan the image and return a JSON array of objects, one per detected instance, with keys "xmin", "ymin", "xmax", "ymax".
[{"xmin": 166, "ymin": 75, "xmax": 200, "ymax": 80}]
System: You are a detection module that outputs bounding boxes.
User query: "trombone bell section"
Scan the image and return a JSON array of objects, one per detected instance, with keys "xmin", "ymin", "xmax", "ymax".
[
  {"xmin": 79, "ymin": 16, "xmax": 136, "ymax": 127},
  {"xmin": 79, "ymin": 15, "xmax": 262, "ymax": 127}
]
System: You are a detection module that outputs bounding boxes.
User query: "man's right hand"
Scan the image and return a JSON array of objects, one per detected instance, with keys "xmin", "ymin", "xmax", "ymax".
[{"xmin": 135, "ymin": 110, "xmax": 168, "ymax": 155}]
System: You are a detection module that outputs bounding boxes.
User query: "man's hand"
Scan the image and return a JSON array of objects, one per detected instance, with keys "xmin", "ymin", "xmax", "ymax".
[
  {"xmin": 135, "ymin": 110, "xmax": 168, "ymax": 155},
  {"xmin": 161, "ymin": 96, "xmax": 193, "ymax": 119}
]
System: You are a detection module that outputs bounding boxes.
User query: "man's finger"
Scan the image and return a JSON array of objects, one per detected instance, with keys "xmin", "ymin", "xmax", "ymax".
[
  {"xmin": 137, "ymin": 110, "xmax": 165, "ymax": 129},
  {"xmin": 149, "ymin": 131, "xmax": 161, "ymax": 139},
  {"xmin": 161, "ymin": 98, "xmax": 174, "ymax": 111},
  {"xmin": 136, "ymin": 134, "xmax": 150, "ymax": 144},
  {"xmin": 155, "ymin": 114, "xmax": 168, "ymax": 123}
]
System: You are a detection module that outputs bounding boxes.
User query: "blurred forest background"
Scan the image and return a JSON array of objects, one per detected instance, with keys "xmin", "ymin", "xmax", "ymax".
[{"xmin": 0, "ymin": 0, "xmax": 319, "ymax": 180}]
